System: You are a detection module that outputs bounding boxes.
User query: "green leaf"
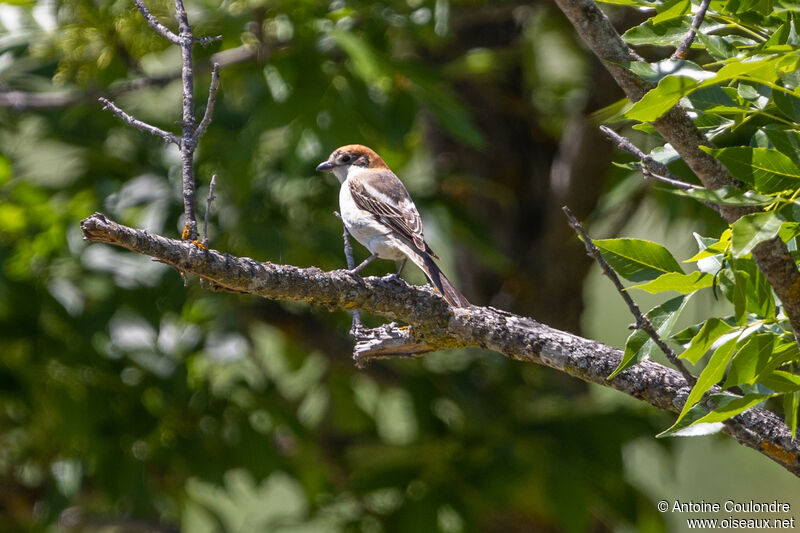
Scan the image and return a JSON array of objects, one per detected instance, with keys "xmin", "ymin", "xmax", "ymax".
[
  {"xmin": 652, "ymin": 0, "xmax": 690, "ymax": 23},
  {"xmin": 723, "ymin": 333, "xmax": 774, "ymax": 388},
  {"xmin": 696, "ymin": 32, "xmax": 738, "ymax": 61},
  {"xmin": 609, "ymin": 295, "xmax": 691, "ymax": 379},
  {"xmin": 668, "ymin": 186, "xmax": 773, "ymax": 207},
  {"xmin": 701, "ymin": 146, "xmax": 800, "ymax": 193},
  {"xmin": 596, "ymin": 0, "xmax": 658, "ymax": 4},
  {"xmin": 692, "ymin": 393, "xmax": 774, "ymax": 424},
  {"xmin": 784, "ymin": 392, "xmax": 799, "ymax": 439},
  {"xmin": 626, "ymin": 75, "xmax": 711, "ymax": 121},
  {"xmin": 621, "ymin": 59, "xmax": 710, "ymax": 84},
  {"xmin": 759, "ymin": 370, "xmax": 800, "ymax": 393},
  {"xmin": 708, "ymin": 55, "xmax": 780, "ymax": 85},
  {"xmin": 593, "ymin": 238, "xmax": 684, "ymax": 282},
  {"xmin": 676, "ymin": 336, "xmax": 739, "ymax": 423},
  {"xmin": 656, "ymin": 401, "xmax": 723, "ymax": 438},
  {"xmin": 732, "ymin": 269, "xmax": 749, "ymax": 324},
  {"xmin": 622, "ymin": 18, "xmax": 722, "ymax": 47},
  {"xmin": 679, "ymin": 318, "xmax": 737, "ymax": 364},
  {"xmin": 751, "ymin": 126, "xmax": 800, "ymax": 165},
  {"xmin": 724, "ymin": 0, "xmax": 761, "ymax": 13},
  {"xmin": 730, "ymin": 212, "xmax": 784, "ymax": 257},
  {"xmin": 685, "ymin": 85, "xmax": 738, "ymax": 110},
  {"xmin": 761, "ymin": 22, "xmax": 789, "ymax": 49},
  {"xmin": 773, "ymin": 85, "xmax": 800, "ymax": 122},
  {"xmin": 629, "ymin": 271, "xmax": 713, "ymax": 294}
]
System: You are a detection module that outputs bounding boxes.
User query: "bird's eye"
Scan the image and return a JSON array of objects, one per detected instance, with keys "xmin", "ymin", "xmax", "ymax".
[{"xmin": 341, "ymin": 155, "xmax": 352, "ymax": 163}]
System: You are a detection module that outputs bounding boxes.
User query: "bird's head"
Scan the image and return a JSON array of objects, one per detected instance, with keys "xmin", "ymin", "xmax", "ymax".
[{"xmin": 316, "ymin": 144, "xmax": 389, "ymax": 182}]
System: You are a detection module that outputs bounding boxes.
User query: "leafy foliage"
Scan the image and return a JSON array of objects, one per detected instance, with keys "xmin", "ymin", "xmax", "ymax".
[{"xmin": 597, "ymin": 0, "xmax": 800, "ymax": 437}]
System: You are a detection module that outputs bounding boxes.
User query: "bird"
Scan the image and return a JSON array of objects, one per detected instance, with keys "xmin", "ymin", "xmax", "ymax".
[{"xmin": 316, "ymin": 144, "xmax": 470, "ymax": 308}]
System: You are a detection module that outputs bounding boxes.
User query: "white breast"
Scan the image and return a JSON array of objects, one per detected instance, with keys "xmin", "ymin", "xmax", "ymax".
[{"xmin": 339, "ymin": 169, "xmax": 406, "ymax": 261}]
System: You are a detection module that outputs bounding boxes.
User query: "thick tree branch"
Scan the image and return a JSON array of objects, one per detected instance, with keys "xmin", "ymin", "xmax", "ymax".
[
  {"xmin": 80, "ymin": 213, "xmax": 800, "ymax": 476},
  {"xmin": 554, "ymin": 0, "xmax": 800, "ymax": 342}
]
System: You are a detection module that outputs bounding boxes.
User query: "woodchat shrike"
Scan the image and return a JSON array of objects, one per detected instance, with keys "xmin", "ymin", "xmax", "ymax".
[{"xmin": 316, "ymin": 144, "xmax": 470, "ymax": 308}]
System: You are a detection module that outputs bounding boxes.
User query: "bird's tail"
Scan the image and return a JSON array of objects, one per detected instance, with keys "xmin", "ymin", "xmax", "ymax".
[{"xmin": 415, "ymin": 252, "xmax": 470, "ymax": 308}]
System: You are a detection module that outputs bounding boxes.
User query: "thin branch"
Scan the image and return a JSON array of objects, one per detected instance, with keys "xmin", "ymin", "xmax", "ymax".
[
  {"xmin": 134, "ymin": 0, "xmax": 180, "ymax": 44},
  {"xmin": 158, "ymin": 0, "xmax": 200, "ymax": 242},
  {"xmin": 98, "ymin": 97, "xmax": 180, "ymax": 145},
  {"xmin": 79, "ymin": 212, "xmax": 800, "ymax": 476},
  {"xmin": 562, "ymin": 206, "xmax": 697, "ymax": 386},
  {"xmin": 599, "ymin": 126, "xmax": 696, "ymax": 189},
  {"xmin": 193, "ymin": 63, "xmax": 221, "ymax": 143},
  {"xmin": 195, "ymin": 35, "xmax": 223, "ymax": 46},
  {"xmin": 672, "ymin": 0, "xmax": 712, "ymax": 60},
  {"xmin": 334, "ymin": 211, "xmax": 364, "ymax": 334},
  {"xmin": 202, "ymin": 174, "xmax": 217, "ymax": 248}
]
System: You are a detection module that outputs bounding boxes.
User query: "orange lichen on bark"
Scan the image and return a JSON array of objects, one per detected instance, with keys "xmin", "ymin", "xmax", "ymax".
[
  {"xmin": 181, "ymin": 222, "xmax": 191, "ymax": 241},
  {"xmin": 760, "ymin": 441, "xmax": 798, "ymax": 465}
]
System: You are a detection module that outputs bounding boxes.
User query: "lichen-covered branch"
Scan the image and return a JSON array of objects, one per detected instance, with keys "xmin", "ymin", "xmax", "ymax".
[
  {"xmin": 553, "ymin": 0, "xmax": 800, "ymax": 342},
  {"xmin": 80, "ymin": 212, "xmax": 800, "ymax": 476}
]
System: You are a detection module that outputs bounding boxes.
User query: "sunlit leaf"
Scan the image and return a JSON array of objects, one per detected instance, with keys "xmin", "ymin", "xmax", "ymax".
[
  {"xmin": 629, "ymin": 271, "xmax": 713, "ymax": 294},
  {"xmin": 679, "ymin": 318, "xmax": 737, "ymax": 364},
  {"xmin": 701, "ymin": 146, "xmax": 800, "ymax": 193},
  {"xmin": 676, "ymin": 335, "xmax": 738, "ymax": 423},
  {"xmin": 730, "ymin": 212, "xmax": 784, "ymax": 257},
  {"xmin": 668, "ymin": 186, "xmax": 773, "ymax": 207},
  {"xmin": 593, "ymin": 238, "xmax": 684, "ymax": 282},
  {"xmin": 692, "ymin": 393, "xmax": 774, "ymax": 424},
  {"xmin": 652, "ymin": 0, "xmax": 691, "ymax": 23},
  {"xmin": 759, "ymin": 370, "xmax": 800, "ymax": 393},
  {"xmin": 723, "ymin": 333, "xmax": 774, "ymax": 388},
  {"xmin": 784, "ymin": 392, "xmax": 799, "ymax": 439}
]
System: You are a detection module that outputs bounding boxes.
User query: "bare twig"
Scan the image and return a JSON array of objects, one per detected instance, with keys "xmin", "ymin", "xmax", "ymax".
[
  {"xmin": 599, "ymin": 126, "xmax": 694, "ymax": 187},
  {"xmin": 196, "ymin": 35, "xmax": 223, "ymax": 46},
  {"xmin": 562, "ymin": 206, "xmax": 697, "ymax": 386},
  {"xmin": 134, "ymin": 0, "xmax": 180, "ymax": 44},
  {"xmin": 635, "ymin": 164, "xmax": 700, "ymax": 191},
  {"xmin": 174, "ymin": 0, "xmax": 200, "ymax": 242},
  {"xmin": 193, "ymin": 63, "xmax": 221, "ymax": 143},
  {"xmin": 601, "ymin": 126, "xmax": 721, "ymax": 213},
  {"xmin": 202, "ymin": 174, "xmax": 217, "ymax": 248},
  {"xmin": 98, "ymin": 97, "xmax": 180, "ymax": 144},
  {"xmin": 672, "ymin": 0, "xmax": 712, "ymax": 59},
  {"xmin": 78, "ymin": 212, "xmax": 800, "ymax": 476},
  {"xmin": 334, "ymin": 211, "xmax": 363, "ymax": 333}
]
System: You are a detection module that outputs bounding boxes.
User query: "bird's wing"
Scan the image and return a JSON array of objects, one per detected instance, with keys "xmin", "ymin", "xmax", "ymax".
[{"xmin": 349, "ymin": 170, "xmax": 432, "ymax": 255}]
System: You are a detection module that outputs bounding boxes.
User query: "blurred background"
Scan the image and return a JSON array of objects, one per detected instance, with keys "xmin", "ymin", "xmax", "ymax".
[{"xmin": 0, "ymin": 0, "xmax": 797, "ymax": 531}]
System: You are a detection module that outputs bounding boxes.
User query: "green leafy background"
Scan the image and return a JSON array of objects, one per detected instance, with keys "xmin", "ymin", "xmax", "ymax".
[{"xmin": 0, "ymin": 0, "xmax": 798, "ymax": 532}]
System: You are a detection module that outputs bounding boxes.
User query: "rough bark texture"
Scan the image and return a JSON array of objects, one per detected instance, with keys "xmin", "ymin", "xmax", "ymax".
[
  {"xmin": 553, "ymin": 0, "xmax": 800, "ymax": 341},
  {"xmin": 81, "ymin": 213, "xmax": 800, "ymax": 476}
]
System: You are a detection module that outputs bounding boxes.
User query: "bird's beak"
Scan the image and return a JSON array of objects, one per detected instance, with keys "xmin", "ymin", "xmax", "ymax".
[{"xmin": 316, "ymin": 160, "xmax": 335, "ymax": 172}]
